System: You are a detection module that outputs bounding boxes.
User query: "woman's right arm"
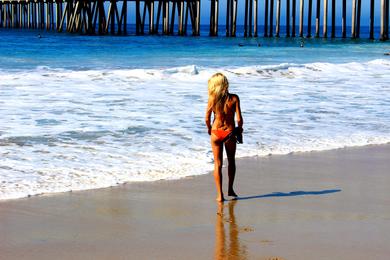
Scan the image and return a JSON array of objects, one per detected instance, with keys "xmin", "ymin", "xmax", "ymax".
[{"xmin": 205, "ymin": 99, "xmax": 213, "ymax": 135}]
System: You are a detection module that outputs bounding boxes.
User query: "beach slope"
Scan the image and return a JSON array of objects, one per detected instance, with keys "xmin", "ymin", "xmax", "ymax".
[{"xmin": 1, "ymin": 144, "xmax": 390, "ymax": 260}]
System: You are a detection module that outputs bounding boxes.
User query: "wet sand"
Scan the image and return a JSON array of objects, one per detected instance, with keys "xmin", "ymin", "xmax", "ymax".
[{"xmin": 1, "ymin": 144, "xmax": 389, "ymax": 260}]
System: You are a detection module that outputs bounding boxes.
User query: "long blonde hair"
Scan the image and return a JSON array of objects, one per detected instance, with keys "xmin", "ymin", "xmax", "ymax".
[{"xmin": 208, "ymin": 73, "xmax": 229, "ymax": 114}]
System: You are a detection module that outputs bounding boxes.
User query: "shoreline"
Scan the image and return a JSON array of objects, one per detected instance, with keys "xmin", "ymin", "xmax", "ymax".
[
  {"xmin": 1, "ymin": 142, "xmax": 389, "ymax": 202},
  {"xmin": 1, "ymin": 143, "xmax": 389, "ymax": 259}
]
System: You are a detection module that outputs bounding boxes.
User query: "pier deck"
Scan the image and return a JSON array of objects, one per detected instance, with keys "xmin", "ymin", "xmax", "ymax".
[{"xmin": 0, "ymin": 0, "xmax": 389, "ymax": 40}]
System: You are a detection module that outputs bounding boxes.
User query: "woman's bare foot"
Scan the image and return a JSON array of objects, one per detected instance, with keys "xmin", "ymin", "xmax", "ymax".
[
  {"xmin": 216, "ymin": 194, "xmax": 225, "ymax": 202},
  {"xmin": 228, "ymin": 189, "xmax": 238, "ymax": 197}
]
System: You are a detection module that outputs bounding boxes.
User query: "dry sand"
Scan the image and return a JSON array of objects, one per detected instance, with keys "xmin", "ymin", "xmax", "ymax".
[{"xmin": 1, "ymin": 144, "xmax": 389, "ymax": 260}]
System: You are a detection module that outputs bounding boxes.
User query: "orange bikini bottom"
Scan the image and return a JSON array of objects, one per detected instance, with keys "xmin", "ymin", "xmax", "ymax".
[{"xmin": 212, "ymin": 129, "xmax": 233, "ymax": 142}]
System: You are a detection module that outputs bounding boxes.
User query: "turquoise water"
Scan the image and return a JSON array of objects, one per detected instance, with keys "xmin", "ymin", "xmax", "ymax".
[
  {"xmin": 0, "ymin": 27, "xmax": 388, "ymax": 70},
  {"xmin": 0, "ymin": 28, "xmax": 389, "ymax": 200}
]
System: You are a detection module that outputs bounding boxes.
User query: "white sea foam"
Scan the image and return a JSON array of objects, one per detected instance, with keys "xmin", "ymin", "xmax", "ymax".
[{"xmin": 1, "ymin": 59, "xmax": 390, "ymax": 200}]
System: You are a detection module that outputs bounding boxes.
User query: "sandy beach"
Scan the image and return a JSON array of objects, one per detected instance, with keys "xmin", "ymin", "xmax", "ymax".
[{"xmin": 1, "ymin": 144, "xmax": 389, "ymax": 259}]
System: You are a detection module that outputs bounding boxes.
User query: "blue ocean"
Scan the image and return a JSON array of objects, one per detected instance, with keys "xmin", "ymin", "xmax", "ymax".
[{"xmin": 1, "ymin": 27, "xmax": 389, "ymax": 200}]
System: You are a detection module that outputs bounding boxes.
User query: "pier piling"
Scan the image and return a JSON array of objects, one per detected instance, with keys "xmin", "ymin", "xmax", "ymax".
[
  {"xmin": 381, "ymin": 0, "xmax": 385, "ymax": 40},
  {"xmin": 264, "ymin": 0, "xmax": 268, "ymax": 36},
  {"xmin": 232, "ymin": 0, "xmax": 237, "ymax": 36},
  {"xmin": 315, "ymin": 0, "xmax": 320, "ymax": 37},
  {"xmin": 253, "ymin": 0, "xmax": 257, "ymax": 37},
  {"xmin": 342, "ymin": 0, "xmax": 346, "ymax": 38},
  {"xmin": 299, "ymin": 0, "xmax": 304, "ymax": 37},
  {"xmin": 351, "ymin": 0, "xmax": 356, "ymax": 38},
  {"xmin": 291, "ymin": 0, "xmax": 296, "ymax": 36},
  {"xmin": 323, "ymin": 0, "xmax": 327, "ymax": 37},
  {"xmin": 275, "ymin": 0, "xmax": 280, "ymax": 37},
  {"xmin": 356, "ymin": 0, "xmax": 361, "ymax": 38},
  {"xmin": 386, "ymin": 0, "xmax": 389, "ymax": 40},
  {"xmin": 370, "ymin": 0, "xmax": 374, "ymax": 39},
  {"xmin": 248, "ymin": 0, "xmax": 253, "ymax": 36},
  {"xmin": 244, "ymin": 0, "xmax": 248, "ymax": 36},
  {"xmin": 269, "ymin": 0, "xmax": 274, "ymax": 37},
  {"xmin": 307, "ymin": 0, "xmax": 312, "ymax": 37},
  {"xmin": 331, "ymin": 0, "xmax": 335, "ymax": 38},
  {"xmin": 286, "ymin": 0, "xmax": 290, "ymax": 37}
]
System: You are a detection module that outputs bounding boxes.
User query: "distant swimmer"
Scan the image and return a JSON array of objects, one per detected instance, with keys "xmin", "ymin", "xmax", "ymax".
[
  {"xmin": 300, "ymin": 41, "xmax": 304, "ymax": 48},
  {"xmin": 206, "ymin": 73, "xmax": 243, "ymax": 202},
  {"xmin": 384, "ymin": 52, "xmax": 390, "ymax": 56},
  {"xmin": 238, "ymin": 43, "xmax": 244, "ymax": 47},
  {"xmin": 257, "ymin": 43, "xmax": 261, "ymax": 47},
  {"xmin": 37, "ymin": 34, "xmax": 42, "ymax": 38}
]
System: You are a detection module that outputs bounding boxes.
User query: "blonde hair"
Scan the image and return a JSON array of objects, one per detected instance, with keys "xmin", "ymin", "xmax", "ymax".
[{"xmin": 208, "ymin": 73, "xmax": 229, "ymax": 114}]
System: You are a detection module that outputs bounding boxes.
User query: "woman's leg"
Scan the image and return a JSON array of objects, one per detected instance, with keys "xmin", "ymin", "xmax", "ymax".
[
  {"xmin": 225, "ymin": 138, "xmax": 237, "ymax": 197},
  {"xmin": 211, "ymin": 136, "xmax": 224, "ymax": 202}
]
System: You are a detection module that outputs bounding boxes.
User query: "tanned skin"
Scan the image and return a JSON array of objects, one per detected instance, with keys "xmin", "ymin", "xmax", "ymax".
[{"xmin": 205, "ymin": 94, "xmax": 243, "ymax": 202}]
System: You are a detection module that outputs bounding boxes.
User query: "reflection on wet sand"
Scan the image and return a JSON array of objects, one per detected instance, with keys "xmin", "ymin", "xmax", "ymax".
[{"xmin": 214, "ymin": 200, "xmax": 247, "ymax": 260}]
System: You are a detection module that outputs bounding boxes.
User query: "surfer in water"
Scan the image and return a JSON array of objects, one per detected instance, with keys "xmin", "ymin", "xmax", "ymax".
[{"xmin": 205, "ymin": 73, "xmax": 243, "ymax": 202}]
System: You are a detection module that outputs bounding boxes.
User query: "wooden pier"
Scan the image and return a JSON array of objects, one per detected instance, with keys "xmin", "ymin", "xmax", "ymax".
[
  {"xmin": 0, "ymin": 0, "xmax": 389, "ymax": 40},
  {"xmin": 0, "ymin": 0, "xmax": 201, "ymax": 35}
]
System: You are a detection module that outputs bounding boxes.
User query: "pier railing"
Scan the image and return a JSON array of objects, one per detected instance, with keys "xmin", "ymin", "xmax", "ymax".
[{"xmin": 0, "ymin": 0, "xmax": 388, "ymax": 40}]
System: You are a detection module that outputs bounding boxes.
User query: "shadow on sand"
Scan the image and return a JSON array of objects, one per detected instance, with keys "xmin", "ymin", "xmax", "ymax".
[{"xmin": 234, "ymin": 189, "xmax": 341, "ymax": 201}]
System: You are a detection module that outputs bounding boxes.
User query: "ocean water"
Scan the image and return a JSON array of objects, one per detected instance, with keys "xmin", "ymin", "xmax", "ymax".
[{"xmin": 0, "ymin": 28, "xmax": 389, "ymax": 200}]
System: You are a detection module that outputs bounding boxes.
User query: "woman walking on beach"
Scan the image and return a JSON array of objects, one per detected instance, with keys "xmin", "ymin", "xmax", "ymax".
[{"xmin": 205, "ymin": 73, "xmax": 243, "ymax": 202}]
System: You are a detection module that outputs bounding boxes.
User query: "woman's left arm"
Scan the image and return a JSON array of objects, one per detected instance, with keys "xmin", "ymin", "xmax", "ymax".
[{"xmin": 235, "ymin": 95, "xmax": 243, "ymax": 128}]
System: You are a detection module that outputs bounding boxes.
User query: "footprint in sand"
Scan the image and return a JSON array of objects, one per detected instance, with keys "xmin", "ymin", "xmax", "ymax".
[{"xmin": 240, "ymin": 226, "xmax": 254, "ymax": 232}]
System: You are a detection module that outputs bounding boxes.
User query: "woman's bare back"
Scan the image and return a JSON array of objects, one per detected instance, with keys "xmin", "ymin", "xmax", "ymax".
[{"xmin": 212, "ymin": 94, "xmax": 240, "ymax": 131}]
